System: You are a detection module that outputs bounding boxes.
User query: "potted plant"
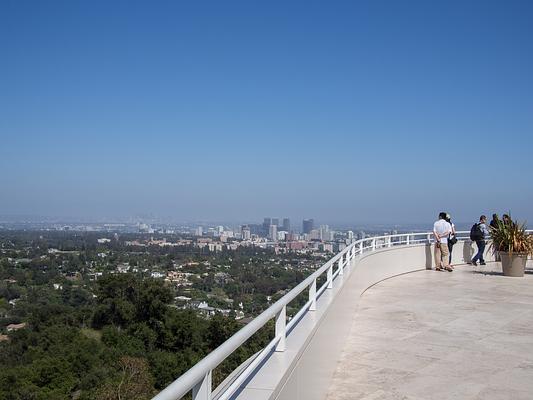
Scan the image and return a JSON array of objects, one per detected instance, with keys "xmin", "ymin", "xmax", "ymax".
[{"xmin": 490, "ymin": 217, "xmax": 533, "ymax": 277}]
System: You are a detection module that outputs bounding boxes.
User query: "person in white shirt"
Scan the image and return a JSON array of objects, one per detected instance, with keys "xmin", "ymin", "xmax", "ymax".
[{"xmin": 433, "ymin": 212, "xmax": 452, "ymax": 271}]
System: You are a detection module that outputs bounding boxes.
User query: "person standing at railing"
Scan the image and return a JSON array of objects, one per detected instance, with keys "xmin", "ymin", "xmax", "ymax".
[
  {"xmin": 470, "ymin": 215, "xmax": 489, "ymax": 266},
  {"xmin": 502, "ymin": 214, "xmax": 512, "ymax": 225},
  {"xmin": 489, "ymin": 214, "xmax": 501, "ymax": 261},
  {"xmin": 433, "ymin": 212, "xmax": 453, "ymax": 271},
  {"xmin": 446, "ymin": 213, "xmax": 457, "ymax": 268},
  {"xmin": 490, "ymin": 214, "xmax": 499, "ymax": 229}
]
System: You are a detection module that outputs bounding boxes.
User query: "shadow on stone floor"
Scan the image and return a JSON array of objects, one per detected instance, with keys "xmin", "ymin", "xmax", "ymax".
[
  {"xmin": 471, "ymin": 270, "xmax": 503, "ymax": 276},
  {"xmin": 470, "ymin": 269, "xmax": 533, "ymax": 276}
]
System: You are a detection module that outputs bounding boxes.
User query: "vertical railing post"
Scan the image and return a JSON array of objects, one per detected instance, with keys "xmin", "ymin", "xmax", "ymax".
[
  {"xmin": 359, "ymin": 241, "xmax": 363, "ymax": 254},
  {"xmin": 406, "ymin": 234, "xmax": 410, "ymax": 245},
  {"xmin": 427, "ymin": 233, "xmax": 431, "ymax": 243},
  {"xmin": 372, "ymin": 238, "xmax": 376, "ymax": 251},
  {"xmin": 327, "ymin": 263, "xmax": 333, "ymax": 288},
  {"xmin": 275, "ymin": 305, "xmax": 286, "ymax": 352},
  {"xmin": 309, "ymin": 278, "xmax": 317, "ymax": 311},
  {"xmin": 192, "ymin": 371, "xmax": 212, "ymax": 400},
  {"xmin": 388, "ymin": 235, "xmax": 392, "ymax": 248},
  {"xmin": 339, "ymin": 254, "xmax": 344, "ymax": 276}
]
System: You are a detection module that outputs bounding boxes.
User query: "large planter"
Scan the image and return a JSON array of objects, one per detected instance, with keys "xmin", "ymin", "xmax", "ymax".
[{"xmin": 499, "ymin": 252, "xmax": 528, "ymax": 277}]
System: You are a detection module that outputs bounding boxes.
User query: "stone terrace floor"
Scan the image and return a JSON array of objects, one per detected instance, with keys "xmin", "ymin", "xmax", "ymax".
[{"xmin": 326, "ymin": 263, "xmax": 533, "ymax": 400}]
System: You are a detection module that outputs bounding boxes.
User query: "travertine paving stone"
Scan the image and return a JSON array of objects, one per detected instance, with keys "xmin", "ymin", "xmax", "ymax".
[{"xmin": 326, "ymin": 264, "xmax": 533, "ymax": 400}]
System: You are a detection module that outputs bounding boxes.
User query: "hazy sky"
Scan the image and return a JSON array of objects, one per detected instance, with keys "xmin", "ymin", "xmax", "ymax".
[{"xmin": 1, "ymin": 1, "xmax": 532, "ymax": 224}]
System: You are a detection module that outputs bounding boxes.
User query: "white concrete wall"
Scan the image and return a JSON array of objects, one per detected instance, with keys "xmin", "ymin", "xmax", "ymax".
[
  {"xmin": 234, "ymin": 240, "xmax": 531, "ymax": 400},
  {"xmin": 273, "ymin": 240, "xmax": 501, "ymax": 400}
]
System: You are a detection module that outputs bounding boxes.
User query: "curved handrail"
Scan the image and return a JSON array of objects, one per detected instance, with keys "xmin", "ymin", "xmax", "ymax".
[
  {"xmin": 153, "ymin": 229, "xmax": 532, "ymax": 400},
  {"xmin": 153, "ymin": 244, "xmax": 348, "ymax": 400}
]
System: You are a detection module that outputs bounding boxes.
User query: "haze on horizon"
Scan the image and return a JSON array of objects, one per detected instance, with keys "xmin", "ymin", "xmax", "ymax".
[{"xmin": 1, "ymin": 1, "xmax": 532, "ymax": 225}]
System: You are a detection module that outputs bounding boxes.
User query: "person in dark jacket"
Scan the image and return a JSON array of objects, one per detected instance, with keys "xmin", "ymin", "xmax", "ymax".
[
  {"xmin": 489, "ymin": 214, "xmax": 500, "ymax": 261},
  {"xmin": 471, "ymin": 215, "xmax": 489, "ymax": 266},
  {"xmin": 502, "ymin": 214, "xmax": 512, "ymax": 226},
  {"xmin": 489, "ymin": 214, "xmax": 499, "ymax": 229},
  {"xmin": 446, "ymin": 214, "xmax": 456, "ymax": 267}
]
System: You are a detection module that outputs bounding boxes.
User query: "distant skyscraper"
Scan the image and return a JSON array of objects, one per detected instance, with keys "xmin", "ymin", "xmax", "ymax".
[
  {"xmin": 263, "ymin": 217, "xmax": 272, "ymax": 236},
  {"xmin": 282, "ymin": 218, "xmax": 290, "ymax": 232},
  {"xmin": 303, "ymin": 219, "xmax": 314, "ymax": 234},
  {"xmin": 241, "ymin": 225, "xmax": 251, "ymax": 240},
  {"xmin": 272, "ymin": 218, "xmax": 279, "ymax": 227},
  {"xmin": 249, "ymin": 224, "xmax": 263, "ymax": 236},
  {"xmin": 269, "ymin": 224, "xmax": 278, "ymax": 241},
  {"xmin": 319, "ymin": 225, "xmax": 330, "ymax": 241}
]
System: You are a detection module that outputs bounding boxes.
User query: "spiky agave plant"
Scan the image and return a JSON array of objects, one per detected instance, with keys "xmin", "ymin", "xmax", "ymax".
[{"xmin": 489, "ymin": 216, "xmax": 533, "ymax": 256}]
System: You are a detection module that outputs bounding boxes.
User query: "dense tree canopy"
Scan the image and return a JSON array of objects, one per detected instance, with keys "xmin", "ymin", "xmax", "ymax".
[
  {"xmin": 0, "ymin": 230, "xmax": 324, "ymax": 399},
  {"xmin": 0, "ymin": 273, "xmax": 273, "ymax": 399}
]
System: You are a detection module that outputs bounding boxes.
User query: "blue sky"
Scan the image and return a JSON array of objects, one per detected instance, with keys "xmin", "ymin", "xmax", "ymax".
[{"xmin": 1, "ymin": 1, "xmax": 532, "ymax": 224}]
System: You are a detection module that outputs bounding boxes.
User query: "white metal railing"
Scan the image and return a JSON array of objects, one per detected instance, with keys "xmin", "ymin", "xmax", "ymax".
[{"xmin": 153, "ymin": 229, "xmax": 531, "ymax": 400}]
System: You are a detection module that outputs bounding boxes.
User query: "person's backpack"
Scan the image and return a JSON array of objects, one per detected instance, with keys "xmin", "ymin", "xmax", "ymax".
[{"xmin": 470, "ymin": 223, "xmax": 483, "ymax": 241}]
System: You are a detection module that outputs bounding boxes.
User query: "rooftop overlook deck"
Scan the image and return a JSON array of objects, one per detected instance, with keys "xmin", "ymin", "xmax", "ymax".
[
  {"xmin": 154, "ymin": 233, "xmax": 533, "ymax": 400},
  {"xmin": 326, "ymin": 264, "xmax": 533, "ymax": 400}
]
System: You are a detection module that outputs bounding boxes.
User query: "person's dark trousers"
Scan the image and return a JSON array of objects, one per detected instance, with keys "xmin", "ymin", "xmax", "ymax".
[
  {"xmin": 472, "ymin": 240, "xmax": 486, "ymax": 263},
  {"xmin": 448, "ymin": 241, "xmax": 454, "ymax": 264}
]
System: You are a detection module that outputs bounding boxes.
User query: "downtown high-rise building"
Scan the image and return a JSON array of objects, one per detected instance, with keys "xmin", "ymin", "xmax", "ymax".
[
  {"xmin": 319, "ymin": 225, "xmax": 332, "ymax": 241},
  {"xmin": 263, "ymin": 217, "xmax": 272, "ymax": 237},
  {"xmin": 269, "ymin": 224, "xmax": 278, "ymax": 241},
  {"xmin": 302, "ymin": 219, "xmax": 314, "ymax": 234},
  {"xmin": 249, "ymin": 224, "xmax": 263, "ymax": 236},
  {"xmin": 241, "ymin": 225, "xmax": 251, "ymax": 240},
  {"xmin": 282, "ymin": 218, "xmax": 290, "ymax": 232}
]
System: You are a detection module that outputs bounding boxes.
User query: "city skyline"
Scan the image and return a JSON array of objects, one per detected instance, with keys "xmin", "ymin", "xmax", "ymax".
[
  {"xmin": 1, "ymin": 1, "xmax": 533, "ymax": 224},
  {"xmin": 0, "ymin": 213, "xmax": 506, "ymax": 234}
]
